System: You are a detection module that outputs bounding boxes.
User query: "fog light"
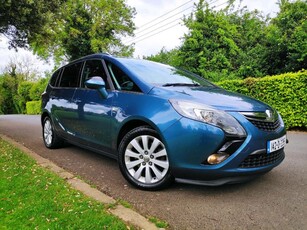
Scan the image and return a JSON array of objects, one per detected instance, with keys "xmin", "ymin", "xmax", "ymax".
[{"xmin": 207, "ymin": 153, "xmax": 229, "ymax": 165}]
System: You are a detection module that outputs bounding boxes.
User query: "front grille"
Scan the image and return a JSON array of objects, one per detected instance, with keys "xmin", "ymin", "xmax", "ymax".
[
  {"xmin": 248, "ymin": 119, "xmax": 281, "ymax": 132},
  {"xmin": 239, "ymin": 149, "xmax": 284, "ymax": 168}
]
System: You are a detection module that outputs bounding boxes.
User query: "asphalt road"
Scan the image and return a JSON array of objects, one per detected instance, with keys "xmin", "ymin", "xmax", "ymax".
[{"xmin": 1, "ymin": 115, "xmax": 306, "ymax": 230}]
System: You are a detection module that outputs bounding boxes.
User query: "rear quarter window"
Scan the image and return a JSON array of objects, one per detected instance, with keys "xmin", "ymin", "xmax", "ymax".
[{"xmin": 49, "ymin": 70, "xmax": 60, "ymax": 87}]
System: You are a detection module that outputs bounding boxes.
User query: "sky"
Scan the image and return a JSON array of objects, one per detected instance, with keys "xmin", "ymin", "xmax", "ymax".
[{"xmin": 0, "ymin": 0, "xmax": 279, "ymax": 75}]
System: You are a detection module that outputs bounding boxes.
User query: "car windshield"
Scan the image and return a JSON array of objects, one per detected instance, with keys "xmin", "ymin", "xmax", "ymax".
[{"xmin": 118, "ymin": 59, "xmax": 214, "ymax": 87}]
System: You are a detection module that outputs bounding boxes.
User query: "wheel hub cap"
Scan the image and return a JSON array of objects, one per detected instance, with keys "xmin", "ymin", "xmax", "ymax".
[{"xmin": 143, "ymin": 155, "xmax": 150, "ymax": 163}]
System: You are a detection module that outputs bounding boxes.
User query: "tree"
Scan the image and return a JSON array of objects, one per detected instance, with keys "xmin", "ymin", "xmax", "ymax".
[
  {"xmin": 0, "ymin": 73, "xmax": 19, "ymax": 114},
  {"xmin": 178, "ymin": 0, "xmax": 242, "ymax": 81},
  {"xmin": 178, "ymin": 0, "xmax": 274, "ymax": 81},
  {"xmin": 29, "ymin": 78, "xmax": 49, "ymax": 101},
  {"xmin": 148, "ymin": 0, "xmax": 307, "ymax": 81},
  {"xmin": 0, "ymin": 0, "xmax": 65, "ymax": 49},
  {"xmin": 228, "ymin": 9, "xmax": 269, "ymax": 77},
  {"xmin": 4, "ymin": 55, "xmax": 40, "ymax": 81},
  {"xmin": 0, "ymin": 0, "xmax": 135, "ymax": 63},
  {"xmin": 0, "ymin": 56, "xmax": 47, "ymax": 114},
  {"xmin": 265, "ymin": 0, "xmax": 307, "ymax": 74},
  {"xmin": 145, "ymin": 47, "xmax": 180, "ymax": 66},
  {"xmin": 31, "ymin": 0, "xmax": 136, "ymax": 62},
  {"xmin": 16, "ymin": 81, "xmax": 35, "ymax": 114}
]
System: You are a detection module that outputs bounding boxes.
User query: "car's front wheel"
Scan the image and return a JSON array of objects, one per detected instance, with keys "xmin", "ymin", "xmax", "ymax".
[
  {"xmin": 118, "ymin": 126, "xmax": 173, "ymax": 190},
  {"xmin": 43, "ymin": 116, "xmax": 63, "ymax": 149}
]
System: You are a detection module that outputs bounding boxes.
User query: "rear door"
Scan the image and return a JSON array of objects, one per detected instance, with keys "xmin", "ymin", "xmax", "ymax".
[{"xmin": 51, "ymin": 62, "xmax": 83, "ymax": 138}]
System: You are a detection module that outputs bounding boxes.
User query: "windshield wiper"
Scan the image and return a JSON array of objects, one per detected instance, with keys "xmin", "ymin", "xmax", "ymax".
[{"xmin": 162, "ymin": 83, "xmax": 200, "ymax": 87}]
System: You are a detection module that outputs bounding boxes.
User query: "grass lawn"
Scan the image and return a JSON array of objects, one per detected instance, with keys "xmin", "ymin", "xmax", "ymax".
[{"xmin": 0, "ymin": 138, "xmax": 129, "ymax": 229}]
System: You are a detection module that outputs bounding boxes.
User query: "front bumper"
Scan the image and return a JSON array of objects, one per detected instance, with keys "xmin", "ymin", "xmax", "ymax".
[
  {"xmin": 161, "ymin": 112, "xmax": 286, "ymax": 184},
  {"xmin": 175, "ymin": 173, "xmax": 266, "ymax": 186}
]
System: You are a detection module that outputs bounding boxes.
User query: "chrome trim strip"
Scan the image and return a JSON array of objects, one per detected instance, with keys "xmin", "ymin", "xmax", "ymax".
[
  {"xmin": 240, "ymin": 110, "xmax": 278, "ymax": 122},
  {"xmin": 249, "ymin": 149, "xmax": 266, "ymax": 155}
]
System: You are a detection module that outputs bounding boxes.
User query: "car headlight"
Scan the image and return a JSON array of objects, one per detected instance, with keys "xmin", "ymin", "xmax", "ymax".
[{"xmin": 170, "ymin": 100, "xmax": 246, "ymax": 137}]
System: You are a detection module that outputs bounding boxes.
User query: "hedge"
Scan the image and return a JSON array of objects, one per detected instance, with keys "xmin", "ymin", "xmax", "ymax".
[
  {"xmin": 216, "ymin": 70, "xmax": 307, "ymax": 129},
  {"xmin": 26, "ymin": 101, "xmax": 41, "ymax": 115}
]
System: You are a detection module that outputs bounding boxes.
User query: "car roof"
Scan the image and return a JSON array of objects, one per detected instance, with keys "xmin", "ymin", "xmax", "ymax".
[{"xmin": 69, "ymin": 53, "xmax": 113, "ymax": 64}]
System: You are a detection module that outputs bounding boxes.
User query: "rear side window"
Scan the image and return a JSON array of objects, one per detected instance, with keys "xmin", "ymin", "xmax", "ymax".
[
  {"xmin": 49, "ymin": 70, "xmax": 60, "ymax": 87},
  {"xmin": 59, "ymin": 62, "xmax": 83, "ymax": 88}
]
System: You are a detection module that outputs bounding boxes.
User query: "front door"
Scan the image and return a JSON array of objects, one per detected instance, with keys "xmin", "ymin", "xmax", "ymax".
[{"xmin": 71, "ymin": 59, "xmax": 115, "ymax": 154}]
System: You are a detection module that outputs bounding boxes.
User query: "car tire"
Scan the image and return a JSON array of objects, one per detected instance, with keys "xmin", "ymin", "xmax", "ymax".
[
  {"xmin": 118, "ymin": 126, "xmax": 174, "ymax": 190},
  {"xmin": 42, "ymin": 116, "xmax": 64, "ymax": 149}
]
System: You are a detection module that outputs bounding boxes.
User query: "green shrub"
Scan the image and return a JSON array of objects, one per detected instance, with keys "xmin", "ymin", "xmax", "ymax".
[
  {"xmin": 217, "ymin": 70, "xmax": 307, "ymax": 129},
  {"xmin": 29, "ymin": 78, "xmax": 49, "ymax": 101},
  {"xmin": 0, "ymin": 74, "xmax": 19, "ymax": 114},
  {"xmin": 17, "ymin": 81, "xmax": 35, "ymax": 114},
  {"xmin": 26, "ymin": 101, "xmax": 41, "ymax": 115}
]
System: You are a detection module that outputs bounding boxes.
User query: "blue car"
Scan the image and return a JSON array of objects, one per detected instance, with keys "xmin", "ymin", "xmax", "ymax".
[{"xmin": 41, "ymin": 53, "xmax": 287, "ymax": 190}]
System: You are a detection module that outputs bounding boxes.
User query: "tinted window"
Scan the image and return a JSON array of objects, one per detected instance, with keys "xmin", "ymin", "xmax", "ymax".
[
  {"xmin": 81, "ymin": 60, "xmax": 109, "ymax": 89},
  {"xmin": 106, "ymin": 61, "xmax": 141, "ymax": 92},
  {"xmin": 59, "ymin": 62, "xmax": 83, "ymax": 88},
  {"xmin": 49, "ymin": 69, "xmax": 60, "ymax": 87}
]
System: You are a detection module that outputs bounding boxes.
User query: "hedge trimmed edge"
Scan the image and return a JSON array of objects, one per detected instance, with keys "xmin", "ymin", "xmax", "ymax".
[{"xmin": 217, "ymin": 70, "xmax": 307, "ymax": 129}]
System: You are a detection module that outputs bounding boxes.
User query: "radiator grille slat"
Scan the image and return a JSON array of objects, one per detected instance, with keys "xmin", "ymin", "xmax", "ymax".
[{"xmin": 248, "ymin": 119, "xmax": 281, "ymax": 132}]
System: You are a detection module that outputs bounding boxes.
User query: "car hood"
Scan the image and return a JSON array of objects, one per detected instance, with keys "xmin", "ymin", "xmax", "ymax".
[{"xmin": 149, "ymin": 86, "xmax": 271, "ymax": 112}]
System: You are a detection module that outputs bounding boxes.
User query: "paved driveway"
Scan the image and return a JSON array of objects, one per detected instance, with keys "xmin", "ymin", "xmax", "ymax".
[{"xmin": 0, "ymin": 115, "xmax": 306, "ymax": 229}]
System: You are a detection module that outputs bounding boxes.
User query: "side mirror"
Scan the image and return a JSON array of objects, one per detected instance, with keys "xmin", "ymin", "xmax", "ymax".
[{"xmin": 85, "ymin": 76, "xmax": 108, "ymax": 98}]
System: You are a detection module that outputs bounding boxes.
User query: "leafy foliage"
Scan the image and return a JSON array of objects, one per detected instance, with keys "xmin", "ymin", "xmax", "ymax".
[
  {"xmin": 178, "ymin": 0, "xmax": 242, "ymax": 81},
  {"xmin": 0, "ymin": 73, "xmax": 48, "ymax": 115},
  {"xmin": 0, "ymin": 0, "xmax": 65, "ymax": 49},
  {"xmin": 146, "ymin": 0, "xmax": 270, "ymax": 81},
  {"xmin": 29, "ymin": 78, "xmax": 49, "ymax": 101},
  {"xmin": 146, "ymin": 47, "xmax": 180, "ymax": 66},
  {"xmin": 217, "ymin": 70, "xmax": 307, "ymax": 129},
  {"xmin": 4, "ymin": 55, "xmax": 40, "ymax": 81},
  {"xmin": 17, "ymin": 81, "xmax": 35, "ymax": 114},
  {"xmin": 31, "ymin": 0, "xmax": 136, "ymax": 62},
  {"xmin": 1, "ymin": 0, "xmax": 135, "ymax": 63},
  {"xmin": 145, "ymin": 0, "xmax": 307, "ymax": 82},
  {"xmin": 0, "ymin": 73, "xmax": 20, "ymax": 114},
  {"xmin": 26, "ymin": 101, "xmax": 41, "ymax": 115},
  {"xmin": 264, "ymin": 0, "xmax": 307, "ymax": 74}
]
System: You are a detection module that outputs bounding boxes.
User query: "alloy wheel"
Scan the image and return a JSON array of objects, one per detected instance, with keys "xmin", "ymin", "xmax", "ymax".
[
  {"xmin": 44, "ymin": 119, "xmax": 53, "ymax": 146},
  {"xmin": 124, "ymin": 135, "xmax": 169, "ymax": 184}
]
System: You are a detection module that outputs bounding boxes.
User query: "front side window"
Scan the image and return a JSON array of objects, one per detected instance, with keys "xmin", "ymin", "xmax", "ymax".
[
  {"xmin": 59, "ymin": 62, "xmax": 83, "ymax": 88},
  {"xmin": 106, "ymin": 60, "xmax": 141, "ymax": 92},
  {"xmin": 81, "ymin": 59, "xmax": 109, "ymax": 89}
]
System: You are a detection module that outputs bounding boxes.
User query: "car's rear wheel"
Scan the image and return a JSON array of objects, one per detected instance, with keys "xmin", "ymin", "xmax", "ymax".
[
  {"xmin": 118, "ymin": 126, "xmax": 173, "ymax": 190},
  {"xmin": 43, "ymin": 116, "xmax": 63, "ymax": 149}
]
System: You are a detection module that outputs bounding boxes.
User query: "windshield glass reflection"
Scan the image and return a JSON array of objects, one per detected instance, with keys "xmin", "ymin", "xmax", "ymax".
[{"xmin": 119, "ymin": 59, "xmax": 215, "ymax": 87}]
